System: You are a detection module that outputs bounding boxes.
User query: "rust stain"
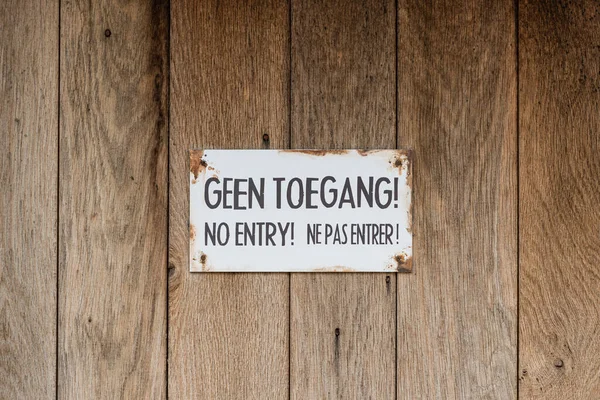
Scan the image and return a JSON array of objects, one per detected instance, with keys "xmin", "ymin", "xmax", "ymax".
[
  {"xmin": 190, "ymin": 150, "xmax": 207, "ymax": 181},
  {"xmin": 356, "ymin": 149, "xmax": 379, "ymax": 156},
  {"xmin": 390, "ymin": 149, "xmax": 412, "ymax": 175},
  {"xmin": 190, "ymin": 224, "xmax": 196, "ymax": 243},
  {"xmin": 282, "ymin": 149, "xmax": 349, "ymax": 157},
  {"xmin": 281, "ymin": 149, "xmax": 389, "ymax": 157},
  {"xmin": 394, "ymin": 252, "xmax": 413, "ymax": 273},
  {"xmin": 200, "ymin": 253, "xmax": 209, "ymax": 271}
]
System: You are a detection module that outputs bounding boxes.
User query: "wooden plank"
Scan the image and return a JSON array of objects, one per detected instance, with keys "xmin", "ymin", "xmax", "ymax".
[
  {"xmin": 169, "ymin": 1, "xmax": 289, "ymax": 398},
  {"xmin": 0, "ymin": 0, "xmax": 58, "ymax": 398},
  {"xmin": 58, "ymin": 1, "xmax": 168, "ymax": 397},
  {"xmin": 519, "ymin": 1, "xmax": 600, "ymax": 398},
  {"xmin": 397, "ymin": 0, "xmax": 517, "ymax": 398},
  {"xmin": 290, "ymin": 0, "xmax": 396, "ymax": 398}
]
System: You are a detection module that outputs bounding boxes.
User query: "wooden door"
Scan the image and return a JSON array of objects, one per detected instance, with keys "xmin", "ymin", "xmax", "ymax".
[{"xmin": 2, "ymin": 0, "xmax": 599, "ymax": 399}]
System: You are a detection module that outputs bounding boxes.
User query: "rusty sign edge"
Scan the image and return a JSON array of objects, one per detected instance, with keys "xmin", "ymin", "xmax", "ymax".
[{"xmin": 189, "ymin": 149, "xmax": 413, "ymax": 273}]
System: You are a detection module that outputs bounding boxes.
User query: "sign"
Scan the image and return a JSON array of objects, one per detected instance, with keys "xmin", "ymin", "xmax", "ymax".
[{"xmin": 190, "ymin": 149, "xmax": 413, "ymax": 272}]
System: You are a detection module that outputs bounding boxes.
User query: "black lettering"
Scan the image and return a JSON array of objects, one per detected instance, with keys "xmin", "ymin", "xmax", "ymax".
[
  {"xmin": 338, "ymin": 178, "xmax": 356, "ymax": 208},
  {"xmin": 205, "ymin": 222, "xmax": 217, "ymax": 245},
  {"xmin": 341, "ymin": 223, "xmax": 348, "ymax": 244},
  {"xmin": 217, "ymin": 222, "xmax": 229, "ymax": 245},
  {"xmin": 204, "ymin": 177, "xmax": 221, "ymax": 209},
  {"xmin": 256, "ymin": 222, "xmax": 265, "ymax": 246},
  {"xmin": 244, "ymin": 222, "xmax": 255, "ymax": 245},
  {"xmin": 248, "ymin": 178, "xmax": 265, "ymax": 209},
  {"xmin": 385, "ymin": 223, "xmax": 393, "ymax": 244},
  {"xmin": 235, "ymin": 222, "xmax": 243, "ymax": 245},
  {"xmin": 307, "ymin": 223, "xmax": 321, "ymax": 244},
  {"xmin": 375, "ymin": 177, "xmax": 392, "ymax": 208},
  {"xmin": 273, "ymin": 178, "xmax": 285, "ymax": 209},
  {"xmin": 305, "ymin": 177, "xmax": 318, "ymax": 209},
  {"xmin": 222, "ymin": 178, "xmax": 233, "ymax": 209},
  {"xmin": 372, "ymin": 224, "xmax": 379, "ymax": 244},
  {"xmin": 333, "ymin": 225, "xmax": 342, "ymax": 244},
  {"xmin": 233, "ymin": 179, "xmax": 247, "ymax": 210},
  {"xmin": 357, "ymin": 177, "xmax": 374, "ymax": 207},
  {"xmin": 278, "ymin": 222, "xmax": 290, "ymax": 246},
  {"xmin": 325, "ymin": 224, "xmax": 333, "ymax": 244},
  {"xmin": 265, "ymin": 223, "xmax": 277, "ymax": 246},
  {"xmin": 320, "ymin": 176, "xmax": 337, "ymax": 208},
  {"xmin": 287, "ymin": 177, "xmax": 304, "ymax": 209}
]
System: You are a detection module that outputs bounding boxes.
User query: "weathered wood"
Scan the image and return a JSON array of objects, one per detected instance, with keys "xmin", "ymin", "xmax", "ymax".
[
  {"xmin": 169, "ymin": 0, "xmax": 289, "ymax": 398},
  {"xmin": 397, "ymin": 0, "xmax": 518, "ymax": 398},
  {"xmin": 58, "ymin": 0, "xmax": 168, "ymax": 397},
  {"xmin": 519, "ymin": 1, "xmax": 600, "ymax": 398},
  {"xmin": 290, "ymin": 0, "xmax": 397, "ymax": 397},
  {"xmin": 0, "ymin": 0, "xmax": 58, "ymax": 398}
]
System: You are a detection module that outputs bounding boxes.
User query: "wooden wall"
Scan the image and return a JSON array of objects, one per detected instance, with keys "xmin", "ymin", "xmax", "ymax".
[{"xmin": 1, "ymin": 0, "xmax": 599, "ymax": 398}]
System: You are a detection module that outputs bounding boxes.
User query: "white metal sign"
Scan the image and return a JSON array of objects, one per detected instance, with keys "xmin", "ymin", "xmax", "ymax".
[{"xmin": 190, "ymin": 149, "xmax": 412, "ymax": 272}]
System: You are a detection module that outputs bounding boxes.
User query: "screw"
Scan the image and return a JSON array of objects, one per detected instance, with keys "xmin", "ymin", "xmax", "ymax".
[{"xmin": 104, "ymin": 29, "xmax": 111, "ymax": 37}]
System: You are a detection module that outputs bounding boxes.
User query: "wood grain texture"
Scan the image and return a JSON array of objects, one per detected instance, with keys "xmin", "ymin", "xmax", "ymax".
[
  {"xmin": 397, "ymin": 1, "xmax": 517, "ymax": 398},
  {"xmin": 58, "ymin": 0, "xmax": 168, "ymax": 397},
  {"xmin": 0, "ymin": 0, "xmax": 58, "ymax": 398},
  {"xmin": 519, "ymin": 1, "xmax": 600, "ymax": 398},
  {"xmin": 169, "ymin": 1, "xmax": 289, "ymax": 398},
  {"xmin": 290, "ymin": 0, "xmax": 396, "ymax": 398}
]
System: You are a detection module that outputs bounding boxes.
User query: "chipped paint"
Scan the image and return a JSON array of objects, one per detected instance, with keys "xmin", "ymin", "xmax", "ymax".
[
  {"xmin": 190, "ymin": 224, "xmax": 197, "ymax": 242},
  {"xmin": 281, "ymin": 149, "xmax": 349, "ymax": 157},
  {"xmin": 189, "ymin": 149, "xmax": 413, "ymax": 272},
  {"xmin": 393, "ymin": 251, "xmax": 413, "ymax": 273},
  {"xmin": 199, "ymin": 253, "xmax": 209, "ymax": 271},
  {"xmin": 190, "ymin": 149, "xmax": 206, "ymax": 183},
  {"xmin": 356, "ymin": 149, "xmax": 378, "ymax": 157},
  {"xmin": 312, "ymin": 266, "xmax": 357, "ymax": 272}
]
